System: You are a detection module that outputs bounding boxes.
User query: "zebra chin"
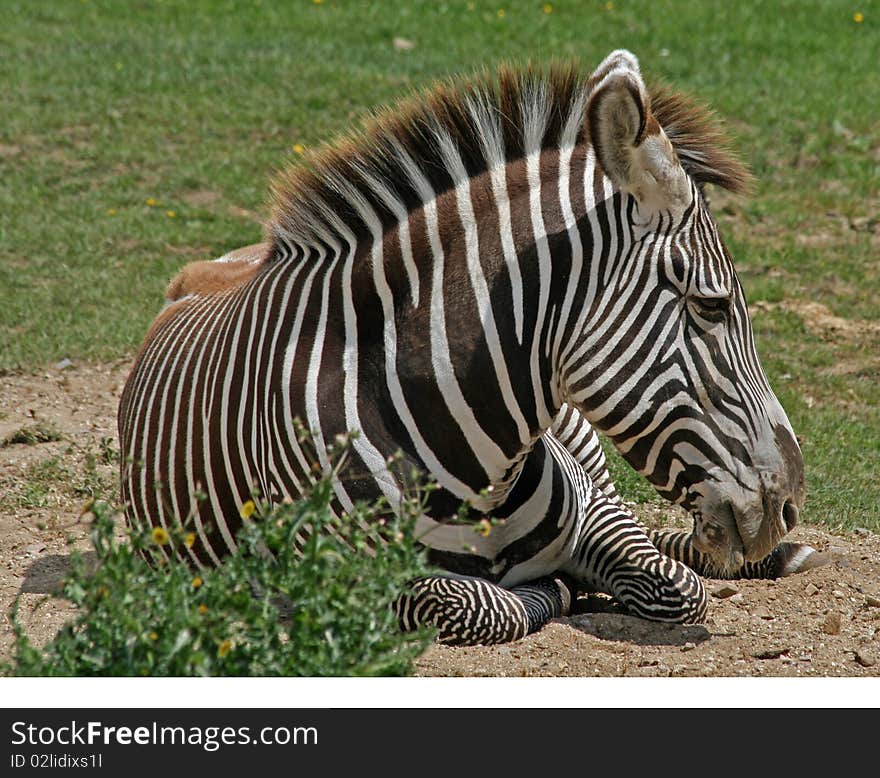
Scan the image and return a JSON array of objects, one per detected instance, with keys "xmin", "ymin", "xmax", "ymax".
[{"xmin": 692, "ymin": 496, "xmax": 796, "ymax": 575}]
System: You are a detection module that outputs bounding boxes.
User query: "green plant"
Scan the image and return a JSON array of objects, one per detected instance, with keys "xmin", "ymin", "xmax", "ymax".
[
  {"xmin": 5, "ymin": 471, "xmax": 435, "ymax": 676},
  {"xmin": 1, "ymin": 422, "xmax": 63, "ymax": 447},
  {"xmin": 13, "ymin": 456, "xmax": 70, "ymax": 509},
  {"xmin": 73, "ymin": 440, "xmax": 116, "ymax": 499}
]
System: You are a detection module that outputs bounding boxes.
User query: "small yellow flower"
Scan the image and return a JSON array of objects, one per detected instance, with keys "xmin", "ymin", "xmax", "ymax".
[
  {"xmin": 149, "ymin": 631, "xmax": 158, "ymax": 641},
  {"xmin": 292, "ymin": 143, "xmax": 305, "ymax": 155},
  {"xmin": 106, "ymin": 208, "xmax": 117, "ymax": 216},
  {"xmin": 476, "ymin": 518, "xmax": 492, "ymax": 537},
  {"xmin": 191, "ymin": 576, "xmax": 203, "ymax": 588},
  {"xmin": 145, "ymin": 197, "xmax": 157, "ymax": 207},
  {"xmin": 312, "ymin": 0, "xmax": 323, "ymax": 4},
  {"xmin": 151, "ymin": 526, "xmax": 169, "ymax": 545},
  {"xmin": 497, "ymin": 8, "xmax": 505, "ymax": 18},
  {"xmin": 198, "ymin": 603, "xmax": 209, "ymax": 615},
  {"xmin": 217, "ymin": 639, "xmax": 233, "ymax": 658},
  {"xmin": 467, "ymin": 1, "xmax": 475, "ymax": 9},
  {"xmin": 184, "ymin": 532, "xmax": 196, "ymax": 548},
  {"xmin": 240, "ymin": 500, "xmax": 256, "ymax": 519},
  {"xmin": 543, "ymin": 3, "xmax": 553, "ymax": 13},
  {"xmin": 605, "ymin": 1, "xmax": 614, "ymax": 9},
  {"xmin": 853, "ymin": 11, "xmax": 864, "ymax": 23},
  {"xmin": 166, "ymin": 210, "xmax": 176, "ymax": 218}
]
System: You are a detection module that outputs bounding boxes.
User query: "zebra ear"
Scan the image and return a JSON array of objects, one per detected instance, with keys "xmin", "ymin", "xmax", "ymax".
[{"xmin": 588, "ymin": 59, "xmax": 690, "ymax": 214}]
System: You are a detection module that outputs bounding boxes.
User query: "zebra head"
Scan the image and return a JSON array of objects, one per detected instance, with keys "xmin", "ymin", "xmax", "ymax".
[{"xmin": 564, "ymin": 51, "xmax": 804, "ymax": 572}]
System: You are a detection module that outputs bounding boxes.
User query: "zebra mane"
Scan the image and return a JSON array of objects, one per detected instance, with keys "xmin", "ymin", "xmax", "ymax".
[
  {"xmin": 648, "ymin": 82, "xmax": 755, "ymax": 197},
  {"xmin": 266, "ymin": 61, "xmax": 752, "ymax": 251}
]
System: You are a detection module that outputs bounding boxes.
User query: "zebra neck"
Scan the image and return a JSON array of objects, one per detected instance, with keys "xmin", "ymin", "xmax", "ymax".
[{"xmin": 265, "ymin": 152, "xmax": 634, "ymax": 512}]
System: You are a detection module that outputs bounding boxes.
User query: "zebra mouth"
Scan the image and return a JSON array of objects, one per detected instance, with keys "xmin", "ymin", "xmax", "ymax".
[{"xmin": 691, "ymin": 502, "xmax": 746, "ymax": 573}]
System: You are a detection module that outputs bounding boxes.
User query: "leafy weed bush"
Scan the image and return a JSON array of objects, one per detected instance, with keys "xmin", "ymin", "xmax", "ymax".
[{"xmin": 5, "ymin": 475, "xmax": 434, "ymax": 676}]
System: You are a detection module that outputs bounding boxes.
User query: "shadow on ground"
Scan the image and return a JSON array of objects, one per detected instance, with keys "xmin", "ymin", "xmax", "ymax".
[
  {"xmin": 567, "ymin": 594, "xmax": 712, "ymax": 646},
  {"xmin": 18, "ymin": 552, "xmax": 97, "ymax": 595}
]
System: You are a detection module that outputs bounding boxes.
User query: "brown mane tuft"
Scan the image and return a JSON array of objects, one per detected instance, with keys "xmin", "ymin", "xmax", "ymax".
[{"xmin": 648, "ymin": 82, "xmax": 754, "ymax": 196}]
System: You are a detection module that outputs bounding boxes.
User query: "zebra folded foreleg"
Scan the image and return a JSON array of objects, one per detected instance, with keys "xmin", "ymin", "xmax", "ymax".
[
  {"xmin": 394, "ymin": 575, "xmax": 575, "ymax": 646},
  {"xmin": 567, "ymin": 499, "xmax": 708, "ymax": 624},
  {"xmin": 602, "ymin": 554, "xmax": 708, "ymax": 625},
  {"xmin": 646, "ymin": 529, "xmax": 829, "ymax": 580}
]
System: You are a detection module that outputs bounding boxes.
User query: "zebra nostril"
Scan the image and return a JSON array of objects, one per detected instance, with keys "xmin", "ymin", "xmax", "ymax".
[{"xmin": 782, "ymin": 500, "xmax": 799, "ymax": 531}]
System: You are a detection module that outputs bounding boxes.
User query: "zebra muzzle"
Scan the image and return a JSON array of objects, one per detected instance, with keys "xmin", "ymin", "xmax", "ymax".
[{"xmin": 693, "ymin": 514, "xmax": 745, "ymax": 573}]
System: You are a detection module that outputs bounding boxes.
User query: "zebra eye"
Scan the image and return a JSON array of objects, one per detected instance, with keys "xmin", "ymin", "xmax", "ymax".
[{"xmin": 692, "ymin": 295, "xmax": 731, "ymax": 317}]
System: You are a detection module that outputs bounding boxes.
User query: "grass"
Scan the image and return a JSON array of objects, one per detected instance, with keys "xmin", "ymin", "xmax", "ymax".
[
  {"xmin": 1, "ymin": 439, "xmax": 116, "ymax": 512},
  {"xmin": 13, "ymin": 457, "xmax": 70, "ymax": 510},
  {"xmin": 1, "ymin": 422, "xmax": 64, "ymax": 447},
  {"xmin": 2, "ymin": 0, "xmax": 878, "ymax": 532}
]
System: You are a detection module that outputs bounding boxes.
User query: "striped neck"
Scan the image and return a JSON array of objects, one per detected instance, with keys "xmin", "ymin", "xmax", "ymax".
[{"xmin": 270, "ymin": 143, "xmax": 632, "ymax": 510}]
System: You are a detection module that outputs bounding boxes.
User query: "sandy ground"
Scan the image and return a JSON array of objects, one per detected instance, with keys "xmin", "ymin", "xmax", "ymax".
[{"xmin": 1, "ymin": 361, "xmax": 879, "ymax": 677}]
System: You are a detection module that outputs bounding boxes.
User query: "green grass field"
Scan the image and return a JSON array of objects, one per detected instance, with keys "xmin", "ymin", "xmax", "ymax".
[{"xmin": 2, "ymin": 0, "xmax": 878, "ymax": 532}]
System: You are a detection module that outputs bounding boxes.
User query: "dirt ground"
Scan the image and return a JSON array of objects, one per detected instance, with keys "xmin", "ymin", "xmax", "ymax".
[{"xmin": 1, "ymin": 361, "xmax": 879, "ymax": 677}]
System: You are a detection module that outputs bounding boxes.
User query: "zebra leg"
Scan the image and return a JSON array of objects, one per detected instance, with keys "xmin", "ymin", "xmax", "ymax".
[
  {"xmin": 394, "ymin": 575, "xmax": 575, "ymax": 646},
  {"xmin": 646, "ymin": 528, "xmax": 828, "ymax": 580},
  {"xmin": 566, "ymin": 495, "xmax": 708, "ymax": 624}
]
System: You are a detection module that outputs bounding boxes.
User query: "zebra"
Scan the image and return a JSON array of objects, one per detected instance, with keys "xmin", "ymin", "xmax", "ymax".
[{"xmin": 119, "ymin": 50, "xmax": 823, "ymax": 647}]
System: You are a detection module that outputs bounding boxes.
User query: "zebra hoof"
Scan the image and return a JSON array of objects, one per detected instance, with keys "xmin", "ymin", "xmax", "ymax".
[{"xmin": 774, "ymin": 542, "xmax": 831, "ymax": 577}]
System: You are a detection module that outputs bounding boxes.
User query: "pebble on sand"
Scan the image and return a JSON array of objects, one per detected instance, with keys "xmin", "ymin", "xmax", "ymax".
[
  {"xmin": 711, "ymin": 583, "xmax": 739, "ymax": 599},
  {"xmin": 855, "ymin": 648, "xmax": 877, "ymax": 668},
  {"xmin": 821, "ymin": 612, "xmax": 842, "ymax": 635}
]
